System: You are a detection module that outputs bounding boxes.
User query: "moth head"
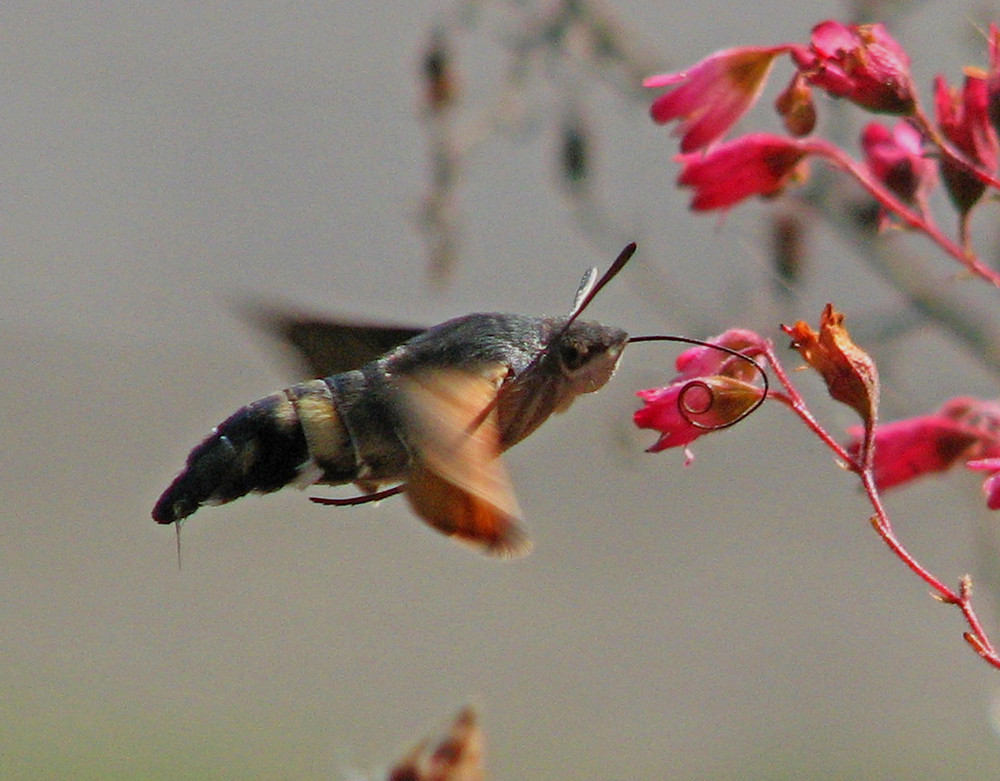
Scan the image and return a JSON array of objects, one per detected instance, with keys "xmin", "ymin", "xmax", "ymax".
[{"xmin": 550, "ymin": 319, "xmax": 629, "ymax": 396}]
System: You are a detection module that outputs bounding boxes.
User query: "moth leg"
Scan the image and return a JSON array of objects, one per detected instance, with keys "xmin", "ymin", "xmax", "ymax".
[{"xmin": 309, "ymin": 485, "xmax": 406, "ymax": 506}]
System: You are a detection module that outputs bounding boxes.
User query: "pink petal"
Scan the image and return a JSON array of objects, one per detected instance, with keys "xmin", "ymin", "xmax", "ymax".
[{"xmin": 848, "ymin": 416, "xmax": 979, "ymax": 490}]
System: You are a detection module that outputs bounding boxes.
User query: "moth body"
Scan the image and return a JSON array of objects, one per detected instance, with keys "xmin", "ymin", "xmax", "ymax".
[{"xmin": 152, "ymin": 312, "xmax": 627, "ymax": 555}]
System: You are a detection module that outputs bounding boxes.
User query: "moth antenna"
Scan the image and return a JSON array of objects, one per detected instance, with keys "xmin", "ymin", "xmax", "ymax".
[
  {"xmin": 567, "ymin": 242, "xmax": 637, "ymax": 326},
  {"xmin": 627, "ymin": 334, "xmax": 769, "ymax": 430},
  {"xmin": 174, "ymin": 521, "xmax": 183, "ymax": 571},
  {"xmin": 471, "ymin": 242, "xmax": 639, "ymax": 435},
  {"xmin": 310, "ymin": 485, "xmax": 406, "ymax": 507},
  {"xmin": 512, "ymin": 241, "xmax": 637, "ymax": 402},
  {"xmin": 571, "ymin": 267, "xmax": 599, "ymax": 315}
]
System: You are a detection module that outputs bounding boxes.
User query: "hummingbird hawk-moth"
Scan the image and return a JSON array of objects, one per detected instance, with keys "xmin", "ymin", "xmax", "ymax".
[{"xmin": 152, "ymin": 244, "xmax": 636, "ymax": 557}]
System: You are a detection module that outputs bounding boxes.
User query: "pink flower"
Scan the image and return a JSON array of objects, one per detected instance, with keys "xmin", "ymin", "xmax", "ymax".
[
  {"xmin": 860, "ymin": 120, "xmax": 936, "ymax": 218},
  {"xmin": 967, "ymin": 458, "xmax": 1000, "ymax": 510},
  {"xmin": 673, "ymin": 328, "xmax": 769, "ymax": 380},
  {"xmin": 645, "ymin": 45, "xmax": 791, "ymax": 153},
  {"xmin": 847, "ymin": 416, "xmax": 981, "ymax": 490},
  {"xmin": 987, "ymin": 24, "xmax": 1000, "ymax": 135},
  {"xmin": 847, "ymin": 397, "xmax": 1000, "ymax": 499},
  {"xmin": 935, "ymin": 73, "xmax": 999, "ymax": 214},
  {"xmin": 676, "ymin": 134, "xmax": 811, "ymax": 211},
  {"xmin": 792, "ymin": 21, "xmax": 915, "ymax": 114},
  {"xmin": 634, "ymin": 329, "xmax": 768, "ymax": 454}
]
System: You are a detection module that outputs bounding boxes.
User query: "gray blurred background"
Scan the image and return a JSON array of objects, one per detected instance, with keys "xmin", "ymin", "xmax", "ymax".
[{"xmin": 5, "ymin": 1, "xmax": 1000, "ymax": 778}]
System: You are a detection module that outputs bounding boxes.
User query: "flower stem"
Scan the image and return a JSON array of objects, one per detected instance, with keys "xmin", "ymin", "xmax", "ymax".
[
  {"xmin": 804, "ymin": 138, "xmax": 1000, "ymax": 288},
  {"xmin": 763, "ymin": 344, "xmax": 854, "ymax": 462},
  {"xmin": 765, "ymin": 337, "xmax": 1000, "ymax": 669}
]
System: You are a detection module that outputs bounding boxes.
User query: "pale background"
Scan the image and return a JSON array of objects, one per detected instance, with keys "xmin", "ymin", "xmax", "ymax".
[{"xmin": 5, "ymin": 1, "xmax": 1000, "ymax": 778}]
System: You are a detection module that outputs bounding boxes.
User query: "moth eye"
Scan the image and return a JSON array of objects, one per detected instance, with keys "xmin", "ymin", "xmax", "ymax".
[{"xmin": 559, "ymin": 342, "xmax": 589, "ymax": 371}]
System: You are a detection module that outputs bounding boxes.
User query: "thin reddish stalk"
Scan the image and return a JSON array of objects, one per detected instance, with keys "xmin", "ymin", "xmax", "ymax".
[
  {"xmin": 858, "ymin": 469, "xmax": 956, "ymax": 598},
  {"xmin": 765, "ymin": 342, "xmax": 1000, "ymax": 668},
  {"xmin": 763, "ymin": 344, "xmax": 854, "ymax": 462},
  {"xmin": 803, "ymin": 139, "xmax": 1000, "ymax": 288}
]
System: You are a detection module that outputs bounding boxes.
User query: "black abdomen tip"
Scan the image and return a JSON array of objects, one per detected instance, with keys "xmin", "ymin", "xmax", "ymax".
[{"xmin": 152, "ymin": 392, "xmax": 309, "ymax": 524}]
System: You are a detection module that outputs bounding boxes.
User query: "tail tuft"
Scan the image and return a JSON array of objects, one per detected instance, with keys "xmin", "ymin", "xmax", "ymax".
[
  {"xmin": 152, "ymin": 435, "xmax": 239, "ymax": 524},
  {"xmin": 152, "ymin": 392, "xmax": 309, "ymax": 524}
]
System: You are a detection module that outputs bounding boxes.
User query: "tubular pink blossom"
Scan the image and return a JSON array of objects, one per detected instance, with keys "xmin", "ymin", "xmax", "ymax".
[
  {"xmin": 674, "ymin": 328, "xmax": 768, "ymax": 379},
  {"xmin": 645, "ymin": 45, "xmax": 791, "ymax": 152},
  {"xmin": 634, "ymin": 329, "xmax": 768, "ymax": 454},
  {"xmin": 793, "ymin": 20, "xmax": 915, "ymax": 114},
  {"xmin": 676, "ymin": 134, "xmax": 811, "ymax": 211},
  {"xmin": 861, "ymin": 120, "xmax": 936, "ymax": 206},
  {"xmin": 847, "ymin": 397, "xmax": 1000, "ymax": 495},
  {"xmin": 967, "ymin": 458, "xmax": 1000, "ymax": 510},
  {"xmin": 935, "ymin": 73, "xmax": 999, "ymax": 214},
  {"xmin": 988, "ymin": 23, "xmax": 1000, "ymax": 135},
  {"xmin": 635, "ymin": 378, "xmax": 763, "ymax": 453},
  {"xmin": 635, "ymin": 383, "xmax": 708, "ymax": 452},
  {"xmin": 847, "ymin": 416, "xmax": 980, "ymax": 490}
]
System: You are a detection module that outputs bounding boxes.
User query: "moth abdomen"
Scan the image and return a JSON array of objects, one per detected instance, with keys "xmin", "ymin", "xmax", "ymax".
[{"xmin": 152, "ymin": 379, "xmax": 372, "ymax": 525}]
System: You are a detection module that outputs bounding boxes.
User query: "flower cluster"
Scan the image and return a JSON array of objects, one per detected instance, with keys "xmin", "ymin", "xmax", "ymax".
[
  {"xmin": 644, "ymin": 20, "xmax": 1000, "ymax": 283},
  {"xmin": 633, "ymin": 306, "xmax": 877, "ymax": 467},
  {"xmin": 789, "ymin": 21, "xmax": 915, "ymax": 115},
  {"xmin": 638, "ymin": 18, "xmax": 1000, "ymax": 670},
  {"xmin": 642, "ymin": 20, "xmax": 1000, "ymax": 515}
]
